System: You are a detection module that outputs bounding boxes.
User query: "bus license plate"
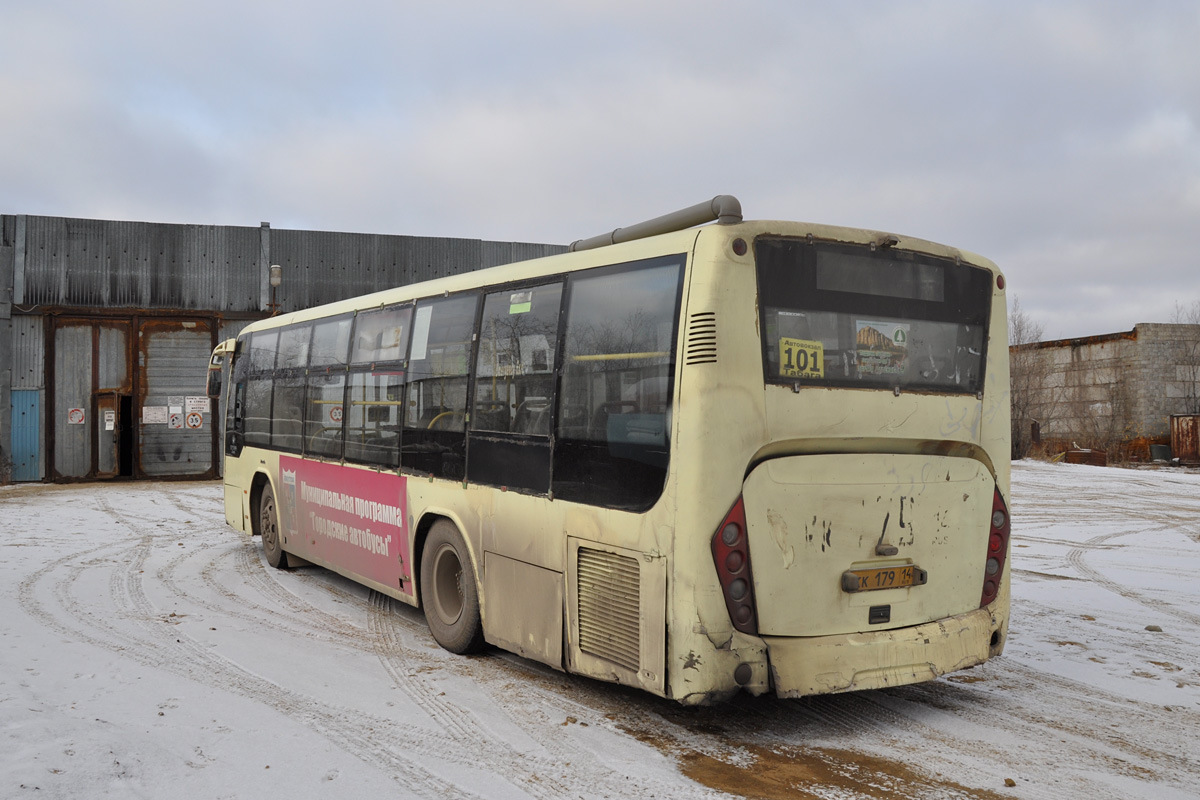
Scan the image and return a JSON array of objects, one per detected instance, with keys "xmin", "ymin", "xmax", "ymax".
[{"xmin": 841, "ymin": 565, "xmax": 928, "ymax": 593}]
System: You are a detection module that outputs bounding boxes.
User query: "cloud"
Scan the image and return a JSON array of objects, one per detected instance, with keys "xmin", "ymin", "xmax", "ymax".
[{"xmin": 1, "ymin": 1, "xmax": 1198, "ymax": 338}]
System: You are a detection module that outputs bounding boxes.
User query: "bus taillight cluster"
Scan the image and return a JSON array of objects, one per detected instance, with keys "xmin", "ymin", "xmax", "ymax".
[
  {"xmin": 711, "ymin": 497, "xmax": 758, "ymax": 634},
  {"xmin": 981, "ymin": 488, "xmax": 1010, "ymax": 607}
]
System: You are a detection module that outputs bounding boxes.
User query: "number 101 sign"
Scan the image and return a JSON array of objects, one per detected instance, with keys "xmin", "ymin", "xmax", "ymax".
[{"xmin": 778, "ymin": 337, "xmax": 824, "ymax": 379}]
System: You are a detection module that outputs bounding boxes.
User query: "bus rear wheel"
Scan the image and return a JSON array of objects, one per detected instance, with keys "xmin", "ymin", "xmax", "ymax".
[
  {"xmin": 259, "ymin": 484, "xmax": 289, "ymax": 570},
  {"xmin": 420, "ymin": 520, "xmax": 484, "ymax": 654}
]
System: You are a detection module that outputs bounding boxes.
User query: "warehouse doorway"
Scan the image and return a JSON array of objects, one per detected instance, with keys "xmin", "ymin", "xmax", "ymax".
[{"xmin": 47, "ymin": 316, "xmax": 218, "ymax": 481}]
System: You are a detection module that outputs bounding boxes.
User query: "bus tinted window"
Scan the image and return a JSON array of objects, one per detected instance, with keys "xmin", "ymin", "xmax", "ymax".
[
  {"xmin": 554, "ymin": 256, "xmax": 683, "ymax": 511},
  {"xmin": 352, "ymin": 306, "xmax": 412, "ymax": 365},
  {"xmin": 472, "ymin": 282, "xmax": 562, "ymax": 435},
  {"xmin": 271, "ymin": 374, "xmax": 305, "ymax": 451},
  {"xmin": 248, "ymin": 330, "xmax": 279, "ymax": 372},
  {"xmin": 310, "ymin": 315, "xmax": 353, "ymax": 367},
  {"xmin": 305, "ymin": 371, "xmax": 345, "ymax": 458},
  {"xmin": 244, "ymin": 375, "xmax": 272, "ymax": 447},
  {"xmin": 345, "ymin": 370, "xmax": 403, "ymax": 467},
  {"xmin": 402, "ymin": 294, "xmax": 478, "ymax": 479},
  {"xmin": 756, "ymin": 238, "xmax": 992, "ymax": 395},
  {"xmin": 277, "ymin": 324, "xmax": 311, "ymax": 370}
]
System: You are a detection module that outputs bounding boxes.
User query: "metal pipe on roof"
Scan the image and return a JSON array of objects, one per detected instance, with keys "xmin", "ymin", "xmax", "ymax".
[{"xmin": 568, "ymin": 195, "xmax": 743, "ymax": 252}]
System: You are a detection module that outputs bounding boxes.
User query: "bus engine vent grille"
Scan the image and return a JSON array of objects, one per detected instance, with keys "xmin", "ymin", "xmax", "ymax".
[
  {"xmin": 685, "ymin": 312, "xmax": 718, "ymax": 365},
  {"xmin": 577, "ymin": 547, "xmax": 641, "ymax": 672}
]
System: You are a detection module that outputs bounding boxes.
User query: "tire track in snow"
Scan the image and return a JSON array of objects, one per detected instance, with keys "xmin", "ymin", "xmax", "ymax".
[
  {"xmin": 1065, "ymin": 529, "xmax": 1200, "ymax": 627},
  {"xmin": 21, "ymin": 494, "xmax": 490, "ymax": 800},
  {"xmin": 365, "ymin": 592, "xmax": 721, "ymax": 799}
]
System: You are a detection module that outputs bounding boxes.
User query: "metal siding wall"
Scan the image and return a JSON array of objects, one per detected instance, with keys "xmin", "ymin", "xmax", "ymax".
[
  {"xmin": 21, "ymin": 217, "xmax": 261, "ymax": 312},
  {"xmin": 218, "ymin": 319, "xmax": 253, "ymax": 342},
  {"xmin": 53, "ymin": 324, "xmax": 93, "ymax": 478},
  {"xmin": 11, "ymin": 316, "xmax": 44, "ymax": 389},
  {"xmin": 480, "ymin": 241, "xmax": 567, "ymax": 269},
  {"xmin": 139, "ymin": 322, "xmax": 214, "ymax": 476},
  {"xmin": 270, "ymin": 230, "xmax": 540, "ymax": 311},
  {"xmin": 11, "ymin": 389, "xmax": 40, "ymax": 481},
  {"xmin": 16, "ymin": 214, "xmax": 561, "ymax": 315},
  {"xmin": 1, "ymin": 243, "xmax": 12, "ymax": 317}
]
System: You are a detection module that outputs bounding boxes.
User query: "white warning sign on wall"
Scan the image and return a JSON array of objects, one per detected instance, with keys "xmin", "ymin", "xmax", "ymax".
[{"xmin": 67, "ymin": 408, "xmax": 85, "ymax": 425}]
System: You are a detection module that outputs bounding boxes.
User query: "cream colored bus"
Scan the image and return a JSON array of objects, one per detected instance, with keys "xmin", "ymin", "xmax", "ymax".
[{"xmin": 210, "ymin": 197, "xmax": 1011, "ymax": 704}]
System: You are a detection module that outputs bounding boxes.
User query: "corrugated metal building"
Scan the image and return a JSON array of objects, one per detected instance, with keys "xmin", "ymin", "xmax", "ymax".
[{"xmin": 0, "ymin": 214, "xmax": 565, "ymax": 482}]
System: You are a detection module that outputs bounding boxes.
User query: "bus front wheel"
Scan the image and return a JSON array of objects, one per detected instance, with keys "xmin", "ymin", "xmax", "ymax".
[
  {"xmin": 420, "ymin": 520, "xmax": 485, "ymax": 654},
  {"xmin": 259, "ymin": 484, "xmax": 289, "ymax": 570}
]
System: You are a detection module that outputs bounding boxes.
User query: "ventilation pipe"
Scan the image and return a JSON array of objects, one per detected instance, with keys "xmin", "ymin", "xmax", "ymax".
[{"xmin": 568, "ymin": 195, "xmax": 743, "ymax": 252}]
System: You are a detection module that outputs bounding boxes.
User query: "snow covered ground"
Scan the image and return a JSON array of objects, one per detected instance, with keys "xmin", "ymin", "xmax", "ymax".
[{"xmin": 1, "ymin": 461, "xmax": 1198, "ymax": 799}]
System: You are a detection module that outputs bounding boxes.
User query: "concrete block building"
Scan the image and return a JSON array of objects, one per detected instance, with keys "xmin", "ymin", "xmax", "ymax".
[{"xmin": 1010, "ymin": 323, "xmax": 1200, "ymax": 458}]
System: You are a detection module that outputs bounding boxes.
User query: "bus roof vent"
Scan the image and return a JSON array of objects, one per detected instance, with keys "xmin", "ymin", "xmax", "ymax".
[
  {"xmin": 685, "ymin": 311, "xmax": 718, "ymax": 365},
  {"xmin": 569, "ymin": 195, "xmax": 742, "ymax": 253}
]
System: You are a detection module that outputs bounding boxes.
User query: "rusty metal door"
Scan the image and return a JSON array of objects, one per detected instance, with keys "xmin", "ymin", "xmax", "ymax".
[
  {"xmin": 137, "ymin": 319, "xmax": 217, "ymax": 478},
  {"xmin": 96, "ymin": 393, "xmax": 119, "ymax": 477},
  {"xmin": 52, "ymin": 321, "xmax": 93, "ymax": 479},
  {"xmin": 50, "ymin": 318, "xmax": 134, "ymax": 481},
  {"xmin": 1171, "ymin": 414, "xmax": 1200, "ymax": 463},
  {"xmin": 96, "ymin": 321, "xmax": 133, "ymax": 478}
]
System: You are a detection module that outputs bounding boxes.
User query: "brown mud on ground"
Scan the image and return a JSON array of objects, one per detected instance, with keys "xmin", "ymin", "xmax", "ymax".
[{"xmin": 622, "ymin": 724, "xmax": 1012, "ymax": 799}]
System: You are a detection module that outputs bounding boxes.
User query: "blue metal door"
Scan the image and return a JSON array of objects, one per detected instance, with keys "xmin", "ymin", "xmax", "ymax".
[{"xmin": 11, "ymin": 390, "xmax": 41, "ymax": 481}]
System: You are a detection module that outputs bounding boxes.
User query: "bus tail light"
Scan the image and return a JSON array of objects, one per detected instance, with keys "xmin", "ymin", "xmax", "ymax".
[
  {"xmin": 711, "ymin": 496, "xmax": 758, "ymax": 635},
  {"xmin": 981, "ymin": 488, "xmax": 1010, "ymax": 607}
]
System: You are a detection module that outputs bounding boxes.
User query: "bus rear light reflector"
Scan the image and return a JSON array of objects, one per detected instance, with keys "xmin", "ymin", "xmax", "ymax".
[{"xmin": 711, "ymin": 497, "xmax": 758, "ymax": 635}]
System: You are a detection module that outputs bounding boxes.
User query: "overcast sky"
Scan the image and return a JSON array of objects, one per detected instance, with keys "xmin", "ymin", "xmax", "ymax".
[{"xmin": 2, "ymin": 1, "xmax": 1197, "ymax": 339}]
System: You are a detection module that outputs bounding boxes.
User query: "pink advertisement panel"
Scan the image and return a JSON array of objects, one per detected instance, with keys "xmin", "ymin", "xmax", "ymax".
[{"xmin": 279, "ymin": 456, "xmax": 411, "ymax": 595}]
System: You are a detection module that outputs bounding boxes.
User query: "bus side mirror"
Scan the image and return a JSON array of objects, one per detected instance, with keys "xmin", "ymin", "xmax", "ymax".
[{"xmin": 206, "ymin": 368, "xmax": 222, "ymax": 400}]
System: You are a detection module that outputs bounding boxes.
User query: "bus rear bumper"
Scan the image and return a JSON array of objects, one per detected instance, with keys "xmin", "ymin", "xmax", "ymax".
[{"xmin": 761, "ymin": 607, "xmax": 997, "ymax": 698}]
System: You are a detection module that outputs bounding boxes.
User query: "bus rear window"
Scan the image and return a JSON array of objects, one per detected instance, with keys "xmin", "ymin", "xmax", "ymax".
[{"xmin": 756, "ymin": 238, "xmax": 992, "ymax": 395}]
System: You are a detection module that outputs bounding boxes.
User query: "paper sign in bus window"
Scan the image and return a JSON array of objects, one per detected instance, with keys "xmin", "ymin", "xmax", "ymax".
[
  {"xmin": 509, "ymin": 290, "xmax": 532, "ymax": 314},
  {"xmin": 856, "ymin": 320, "xmax": 909, "ymax": 376},
  {"xmin": 410, "ymin": 305, "xmax": 433, "ymax": 361},
  {"xmin": 778, "ymin": 337, "xmax": 824, "ymax": 378}
]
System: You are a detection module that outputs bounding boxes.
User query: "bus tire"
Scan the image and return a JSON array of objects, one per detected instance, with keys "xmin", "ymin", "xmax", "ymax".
[
  {"xmin": 259, "ymin": 484, "xmax": 289, "ymax": 570},
  {"xmin": 420, "ymin": 520, "xmax": 484, "ymax": 654}
]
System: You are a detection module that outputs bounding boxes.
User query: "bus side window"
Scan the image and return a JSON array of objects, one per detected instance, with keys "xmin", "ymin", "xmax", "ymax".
[
  {"xmin": 344, "ymin": 306, "xmax": 410, "ymax": 468},
  {"xmin": 553, "ymin": 257, "xmax": 683, "ymax": 511},
  {"xmin": 471, "ymin": 282, "xmax": 563, "ymax": 435},
  {"xmin": 304, "ymin": 314, "xmax": 353, "ymax": 460},
  {"xmin": 243, "ymin": 330, "xmax": 279, "ymax": 448},
  {"xmin": 402, "ymin": 294, "xmax": 478, "ymax": 480},
  {"xmin": 226, "ymin": 337, "xmax": 250, "ymax": 456},
  {"xmin": 271, "ymin": 323, "xmax": 311, "ymax": 453}
]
